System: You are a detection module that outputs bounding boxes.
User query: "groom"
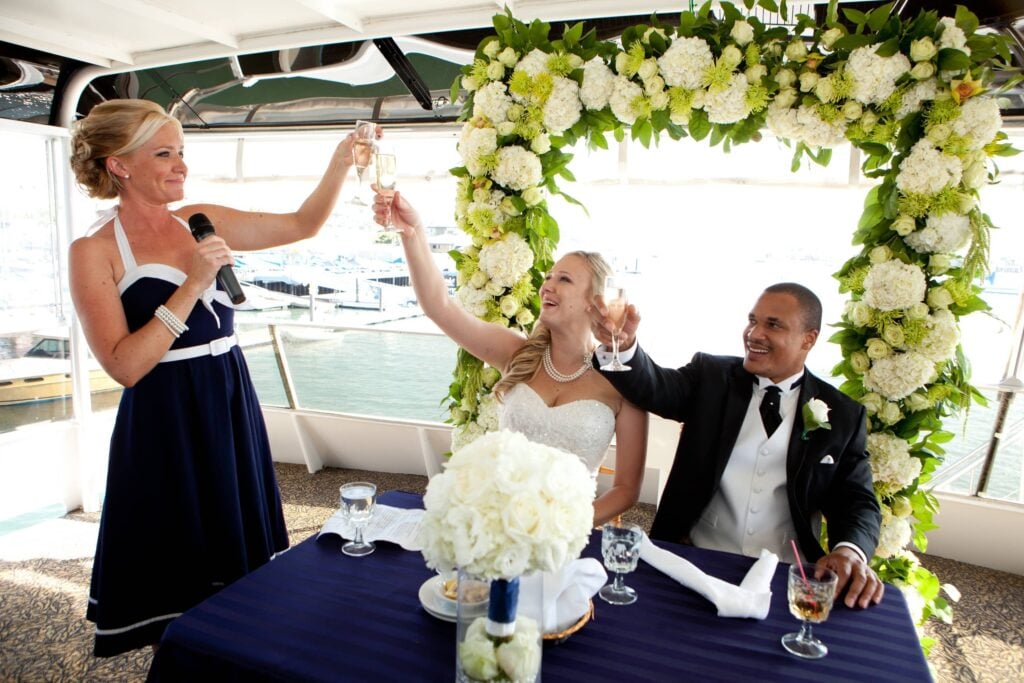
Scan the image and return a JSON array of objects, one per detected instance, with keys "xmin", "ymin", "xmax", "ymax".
[{"xmin": 593, "ymin": 282, "xmax": 884, "ymax": 608}]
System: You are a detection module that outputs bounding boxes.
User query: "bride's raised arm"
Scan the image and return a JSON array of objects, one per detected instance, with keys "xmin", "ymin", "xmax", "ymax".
[{"xmin": 372, "ymin": 188, "xmax": 524, "ymax": 370}]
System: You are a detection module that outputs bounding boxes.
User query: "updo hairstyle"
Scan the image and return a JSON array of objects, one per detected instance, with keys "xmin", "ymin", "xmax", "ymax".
[{"xmin": 69, "ymin": 99, "xmax": 181, "ymax": 199}]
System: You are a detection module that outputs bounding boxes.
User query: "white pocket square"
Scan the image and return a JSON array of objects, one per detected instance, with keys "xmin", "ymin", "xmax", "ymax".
[{"xmin": 819, "ymin": 455, "xmax": 835, "ymax": 465}]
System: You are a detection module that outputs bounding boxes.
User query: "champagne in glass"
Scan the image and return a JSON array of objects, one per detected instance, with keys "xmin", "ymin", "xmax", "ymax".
[
  {"xmin": 340, "ymin": 481, "xmax": 377, "ymax": 557},
  {"xmin": 350, "ymin": 120, "xmax": 375, "ymax": 205},
  {"xmin": 600, "ymin": 277, "xmax": 630, "ymax": 372},
  {"xmin": 598, "ymin": 522, "xmax": 642, "ymax": 605},
  {"xmin": 374, "ymin": 151, "xmax": 397, "ymax": 227},
  {"xmin": 781, "ymin": 563, "xmax": 837, "ymax": 659}
]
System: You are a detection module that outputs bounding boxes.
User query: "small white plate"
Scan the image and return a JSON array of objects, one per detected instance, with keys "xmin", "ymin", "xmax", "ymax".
[{"xmin": 419, "ymin": 575, "xmax": 457, "ymax": 622}]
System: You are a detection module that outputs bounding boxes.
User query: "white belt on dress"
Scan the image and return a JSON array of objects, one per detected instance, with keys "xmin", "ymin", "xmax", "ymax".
[{"xmin": 160, "ymin": 334, "xmax": 238, "ymax": 363}]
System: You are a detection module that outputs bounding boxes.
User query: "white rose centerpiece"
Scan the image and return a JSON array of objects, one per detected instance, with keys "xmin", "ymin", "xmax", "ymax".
[{"xmin": 421, "ymin": 429, "xmax": 596, "ymax": 682}]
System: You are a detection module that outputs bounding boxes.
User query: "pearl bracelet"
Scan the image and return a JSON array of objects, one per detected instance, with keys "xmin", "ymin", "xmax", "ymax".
[{"xmin": 155, "ymin": 305, "xmax": 189, "ymax": 338}]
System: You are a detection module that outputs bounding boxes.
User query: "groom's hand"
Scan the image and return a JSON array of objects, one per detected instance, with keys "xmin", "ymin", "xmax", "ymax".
[
  {"xmin": 591, "ymin": 297, "xmax": 641, "ymax": 351},
  {"xmin": 816, "ymin": 547, "xmax": 884, "ymax": 609}
]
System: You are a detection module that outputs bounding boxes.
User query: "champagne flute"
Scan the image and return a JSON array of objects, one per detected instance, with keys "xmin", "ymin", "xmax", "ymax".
[
  {"xmin": 781, "ymin": 563, "xmax": 838, "ymax": 659},
  {"xmin": 350, "ymin": 120, "xmax": 376, "ymax": 205},
  {"xmin": 598, "ymin": 522, "xmax": 642, "ymax": 605},
  {"xmin": 600, "ymin": 276, "xmax": 630, "ymax": 372},
  {"xmin": 374, "ymin": 150, "xmax": 397, "ymax": 227},
  {"xmin": 339, "ymin": 481, "xmax": 377, "ymax": 557}
]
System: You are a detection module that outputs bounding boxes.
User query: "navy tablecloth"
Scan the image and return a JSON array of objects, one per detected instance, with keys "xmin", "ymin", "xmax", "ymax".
[{"xmin": 148, "ymin": 491, "xmax": 930, "ymax": 682}]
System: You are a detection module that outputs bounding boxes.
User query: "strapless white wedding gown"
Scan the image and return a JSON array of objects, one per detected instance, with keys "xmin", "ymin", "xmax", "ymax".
[{"xmin": 499, "ymin": 383, "xmax": 616, "ymax": 476}]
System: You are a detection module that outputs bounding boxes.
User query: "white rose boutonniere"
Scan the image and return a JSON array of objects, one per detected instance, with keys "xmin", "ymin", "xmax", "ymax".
[{"xmin": 802, "ymin": 398, "xmax": 831, "ymax": 440}]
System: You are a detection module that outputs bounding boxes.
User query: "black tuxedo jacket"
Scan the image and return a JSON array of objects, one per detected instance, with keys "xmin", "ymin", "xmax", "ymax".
[{"xmin": 601, "ymin": 349, "xmax": 880, "ymax": 562}]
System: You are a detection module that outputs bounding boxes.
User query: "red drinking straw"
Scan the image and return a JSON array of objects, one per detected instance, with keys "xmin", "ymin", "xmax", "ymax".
[{"xmin": 790, "ymin": 539, "xmax": 818, "ymax": 609}]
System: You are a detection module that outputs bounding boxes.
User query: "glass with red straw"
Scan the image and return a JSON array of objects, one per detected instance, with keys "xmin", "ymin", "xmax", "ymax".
[{"xmin": 781, "ymin": 539, "xmax": 839, "ymax": 659}]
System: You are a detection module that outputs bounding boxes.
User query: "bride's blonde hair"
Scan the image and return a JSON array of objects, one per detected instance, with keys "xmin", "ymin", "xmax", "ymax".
[{"xmin": 493, "ymin": 251, "xmax": 611, "ymax": 399}]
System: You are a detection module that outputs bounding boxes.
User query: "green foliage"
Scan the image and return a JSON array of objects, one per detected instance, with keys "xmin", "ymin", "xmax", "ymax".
[{"xmin": 445, "ymin": 1, "xmax": 1018, "ymax": 655}]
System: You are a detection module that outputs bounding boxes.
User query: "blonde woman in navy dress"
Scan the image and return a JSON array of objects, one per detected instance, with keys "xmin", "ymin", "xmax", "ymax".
[{"xmin": 69, "ymin": 99, "xmax": 367, "ymax": 656}]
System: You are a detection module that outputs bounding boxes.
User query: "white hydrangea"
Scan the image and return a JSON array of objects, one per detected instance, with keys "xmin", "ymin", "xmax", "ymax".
[
  {"xmin": 951, "ymin": 96, "xmax": 1003, "ymax": 151},
  {"xmin": 450, "ymin": 420, "xmax": 485, "ymax": 452},
  {"xmin": 765, "ymin": 101, "xmax": 848, "ymax": 148},
  {"xmin": 657, "ymin": 36, "xmax": 714, "ymax": 90},
  {"xmin": 704, "ymin": 73, "xmax": 752, "ymax": 124},
  {"xmin": 457, "ymin": 282, "xmax": 491, "ymax": 317},
  {"xmin": 514, "ymin": 48, "xmax": 550, "ymax": 77},
  {"xmin": 580, "ymin": 58, "xmax": 615, "ymax": 110},
  {"xmin": 937, "ymin": 17, "xmax": 970, "ymax": 54},
  {"xmin": 478, "ymin": 232, "xmax": 534, "ymax": 289},
  {"xmin": 905, "ymin": 211, "xmax": 971, "ymax": 254},
  {"xmin": 864, "ymin": 351, "xmax": 936, "ymax": 400},
  {"xmin": 542, "ymin": 76, "xmax": 582, "ymax": 134},
  {"xmin": 472, "ymin": 81, "xmax": 513, "ymax": 124},
  {"xmin": 913, "ymin": 309, "xmax": 960, "ymax": 362},
  {"xmin": 868, "ymin": 432, "xmax": 923, "ymax": 497},
  {"xmin": 846, "ymin": 44, "xmax": 911, "ymax": 105},
  {"xmin": 476, "ymin": 391, "xmax": 500, "ymax": 432},
  {"xmin": 875, "ymin": 505, "xmax": 913, "ymax": 559},
  {"xmin": 895, "ymin": 139, "xmax": 962, "ymax": 195},
  {"xmin": 608, "ymin": 75, "xmax": 644, "ymax": 125},
  {"xmin": 862, "ymin": 260, "xmax": 927, "ymax": 311},
  {"xmin": 459, "ymin": 124, "xmax": 498, "ymax": 177},
  {"xmin": 490, "ymin": 146, "xmax": 542, "ymax": 191},
  {"xmin": 895, "ymin": 78, "xmax": 939, "ymax": 120}
]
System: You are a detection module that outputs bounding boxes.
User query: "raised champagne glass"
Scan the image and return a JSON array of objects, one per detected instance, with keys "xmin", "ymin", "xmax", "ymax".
[
  {"xmin": 339, "ymin": 481, "xmax": 377, "ymax": 557},
  {"xmin": 781, "ymin": 563, "xmax": 838, "ymax": 659},
  {"xmin": 600, "ymin": 276, "xmax": 630, "ymax": 372},
  {"xmin": 350, "ymin": 120, "xmax": 376, "ymax": 205},
  {"xmin": 374, "ymin": 149, "xmax": 397, "ymax": 227}
]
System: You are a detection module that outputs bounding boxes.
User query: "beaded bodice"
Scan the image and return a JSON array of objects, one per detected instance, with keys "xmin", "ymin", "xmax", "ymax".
[{"xmin": 499, "ymin": 383, "xmax": 616, "ymax": 476}]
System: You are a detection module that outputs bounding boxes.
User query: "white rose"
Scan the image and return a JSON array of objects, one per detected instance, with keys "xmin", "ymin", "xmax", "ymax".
[
  {"xmin": 721, "ymin": 45, "xmax": 743, "ymax": 68},
  {"xmin": 907, "ymin": 302, "xmax": 931, "ymax": 320},
  {"xmin": 776, "ymin": 68, "xmax": 797, "ymax": 88},
  {"xmin": 774, "ymin": 87, "xmax": 799, "ymax": 109},
  {"xmin": 851, "ymin": 350, "xmax": 871, "ymax": 374},
  {"xmin": 786, "ymin": 39, "xmax": 808, "ymax": 62},
  {"xmin": 799, "ymin": 71, "xmax": 820, "ymax": 92},
  {"xmin": 910, "ymin": 62, "xmax": 936, "ymax": 80},
  {"xmin": 821, "ymin": 27, "xmax": 843, "ymax": 50},
  {"xmin": 861, "ymin": 392, "xmax": 884, "ymax": 414},
  {"xmin": 842, "ymin": 100, "xmax": 863, "ymax": 120},
  {"xmin": 498, "ymin": 47, "xmax": 519, "ymax": 68},
  {"xmin": 806, "ymin": 398, "xmax": 830, "ymax": 424},
  {"xmin": 878, "ymin": 401, "xmax": 903, "ymax": 425},
  {"xmin": 638, "ymin": 58, "xmax": 659, "ymax": 83},
  {"xmin": 930, "ymin": 254, "xmax": 952, "ymax": 275},
  {"xmin": 496, "ymin": 121, "xmax": 516, "ymax": 136},
  {"xmin": 910, "ymin": 37, "xmax": 938, "ymax": 62},
  {"xmin": 731, "ymin": 20, "xmax": 755, "ymax": 46},
  {"xmin": 847, "ymin": 300, "xmax": 874, "ymax": 327},
  {"xmin": 892, "ymin": 214, "xmax": 917, "ymax": 236},
  {"xmin": 866, "ymin": 338, "xmax": 891, "ymax": 359},
  {"xmin": 745, "ymin": 64, "xmax": 768, "ymax": 83},
  {"xmin": 521, "ymin": 187, "xmax": 545, "ymax": 206},
  {"xmin": 483, "ymin": 40, "xmax": 501, "ymax": 59},
  {"xmin": 487, "ymin": 61, "xmax": 505, "ymax": 81},
  {"xmin": 530, "ymin": 134, "xmax": 551, "ymax": 154}
]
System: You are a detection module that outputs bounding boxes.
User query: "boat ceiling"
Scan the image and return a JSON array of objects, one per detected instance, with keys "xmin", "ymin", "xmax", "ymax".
[{"xmin": 1, "ymin": 0, "xmax": 1022, "ymax": 128}]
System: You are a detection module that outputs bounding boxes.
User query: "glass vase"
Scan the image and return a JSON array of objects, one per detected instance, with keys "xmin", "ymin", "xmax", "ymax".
[{"xmin": 455, "ymin": 570, "xmax": 542, "ymax": 683}]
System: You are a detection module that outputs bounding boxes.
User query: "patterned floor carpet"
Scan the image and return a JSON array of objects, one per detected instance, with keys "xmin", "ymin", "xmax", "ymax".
[{"xmin": 0, "ymin": 463, "xmax": 1021, "ymax": 682}]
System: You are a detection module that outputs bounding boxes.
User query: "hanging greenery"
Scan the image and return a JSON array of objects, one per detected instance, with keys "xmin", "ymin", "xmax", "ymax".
[{"xmin": 443, "ymin": 0, "xmax": 1020, "ymax": 651}]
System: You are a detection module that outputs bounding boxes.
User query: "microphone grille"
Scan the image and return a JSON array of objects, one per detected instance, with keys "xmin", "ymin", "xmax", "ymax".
[{"xmin": 188, "ymin": 213, "xmax": 215, "ymax": 240}]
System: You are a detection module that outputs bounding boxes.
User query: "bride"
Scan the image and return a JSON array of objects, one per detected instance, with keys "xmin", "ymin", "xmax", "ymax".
[{"xmin": 371, "ymin": 189, "xmax": 648, "ymax": 525}]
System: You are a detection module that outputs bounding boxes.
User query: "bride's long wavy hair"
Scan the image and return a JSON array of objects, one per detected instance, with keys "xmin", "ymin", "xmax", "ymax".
[{"xmin": 493, "ymin": 251, "xmax": 611, "ymax": 399}]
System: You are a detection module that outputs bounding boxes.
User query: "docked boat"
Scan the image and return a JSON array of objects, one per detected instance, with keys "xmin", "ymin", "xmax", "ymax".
[{"xmin": 0, "ymin": 332, "xmax": 121, "ymax": 406}]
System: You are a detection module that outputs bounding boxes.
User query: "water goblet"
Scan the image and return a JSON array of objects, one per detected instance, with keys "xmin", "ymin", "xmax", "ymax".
[
  {"xmin": 350, "ymin": 120, "xmax": 376, "ymax": 205},
  {"xmin": 599, "ymin": 276, "xmax": 630, "ymax": 372},
  {"xmin": 374, "ymin": 149, "xmax": 397, "ymax": 227},
  {"xmin": 598, "ymin": 522, "xmax": 642, "ymax": 605},
  {"xmin": 781, "ymin": 563, "xmax": 838, "ymax": 659},
  {"xmin": 339, "ymin": 481, "xmax": 377, "ymax": 557}
]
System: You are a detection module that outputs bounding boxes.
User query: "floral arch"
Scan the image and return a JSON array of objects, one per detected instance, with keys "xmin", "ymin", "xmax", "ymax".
[{"xmin": 443, "ymin": 0, "xmax": 1018, "ymax": 644}]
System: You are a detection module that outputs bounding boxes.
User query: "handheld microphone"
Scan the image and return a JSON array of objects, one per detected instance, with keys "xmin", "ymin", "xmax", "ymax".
[{"xmin": 188, "ymin": 213, "xmax": 246, "ymax": 305}]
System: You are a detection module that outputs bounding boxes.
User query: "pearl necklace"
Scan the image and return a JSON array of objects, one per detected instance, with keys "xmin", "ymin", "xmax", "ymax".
[{"xmin": 542, "ymin": 346, "xmax": 591, "ymax": 383}]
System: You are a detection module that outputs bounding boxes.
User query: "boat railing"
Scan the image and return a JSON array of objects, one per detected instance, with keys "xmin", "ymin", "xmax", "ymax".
[{"xmin": 930, "ymin": 411, "xmax": 1024, "ymax": 504}]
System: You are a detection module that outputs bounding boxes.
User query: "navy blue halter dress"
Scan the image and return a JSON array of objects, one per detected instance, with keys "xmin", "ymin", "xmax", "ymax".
[{"xmin": 86, "ymin": 215, "xmax": 289, "ymax": 656}]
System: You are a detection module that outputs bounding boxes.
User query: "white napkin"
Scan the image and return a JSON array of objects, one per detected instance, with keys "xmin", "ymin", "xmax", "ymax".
[
  {"xmin": 317, "ymin": 505, "xmax": 424, "ymax": 551},
  {"xmin": 518, "ymin": 558, "xmax": 607, "ymax": 633},
  {"xmin": 640, "ymin": 533, "xmax": 777, "ymax": 619}
]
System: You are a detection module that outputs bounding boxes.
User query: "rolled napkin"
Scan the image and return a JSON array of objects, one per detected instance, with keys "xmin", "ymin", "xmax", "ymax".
[
  {"xmin": 518, "ymin": 558, "xmax": 607, "ymax": 633},
  {"xmin": 640, "ymin": 534, "xmax": 778, "ymax": 619}
]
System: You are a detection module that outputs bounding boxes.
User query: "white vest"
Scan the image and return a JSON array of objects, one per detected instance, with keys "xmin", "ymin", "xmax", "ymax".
[{"xmin": 690, "ymin": 374, "xmax": 802, "ymax": 558}]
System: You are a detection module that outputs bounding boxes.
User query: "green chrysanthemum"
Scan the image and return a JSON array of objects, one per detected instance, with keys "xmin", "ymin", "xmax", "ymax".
[
  {"xmin": 746, "ymin": 83, "xmax": 769, "ymax": 112},
  {"xmin": 944, "ymin": 279, "xmax": 974, "ymax": 306},
  {"xmin": 929, "ymin": 186, "xmax": 964, "ymax": 216},
  {"xmin": 510, "ymin": 277, "xmax": 535, "ymax": 302},
  {"xmin": 867, "ymin": 120, "xmax": 898, "ymax": 145},
  {"xmin": 508, "ymin": 71, "xmax": 533, "ymax": 100},
  {"xmin": 897, "ymin": 191, "xmax": 934, "ymax": 218},
  {"xmin": 547, "ymin": 52, "xmax": 575, "ymax": 76},
  {"xmin": 926, "ymin": 98, "xmax": 961, "ymax": 127},
  {"xmin": 470, "ymin": 59, "xmax": 491, "ymax": 85},
  {"xmin": 815, "ymin": 102, "xmax": 844, "ymax": 123},
  {"xmin": 621, "ymin": 41, "xmax": 645, "ymax": 77},
  {"xmin": 668, "ymin": 86, "xmax": 697, "ymax": 115},
  {"xmin": 939, "ymin": 131, "xmax": 971, "ymax": 157},
  {"xmin": 927, "ymin": 384, "xmax": 954, "ymax": 403},
  {"xmin": 703, "ymin": 59, "xmax": 734, "ymax": 92},
  {"xmin": 902, "ymin": 318, "xmax": 929, "ymax": 346},
  {"xmin": 839, "ymin": 265, "xmax": 869, "ymax": 294},
  {"xmin": 467, "ymin": 206, "xmax": 503, "ymax": 236},
  {"xmin": 631, "ymin": 94, "xmax": 653, "ymax": 121},
  {"xmin": 745, "ymin": 42, "xmax": 761, "ymax": 67}
]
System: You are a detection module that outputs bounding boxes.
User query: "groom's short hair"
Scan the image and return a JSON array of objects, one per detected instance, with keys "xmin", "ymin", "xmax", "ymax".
[{"xmin": 764, "ymin": 282, "xmax": 822, "ymax": 332}]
